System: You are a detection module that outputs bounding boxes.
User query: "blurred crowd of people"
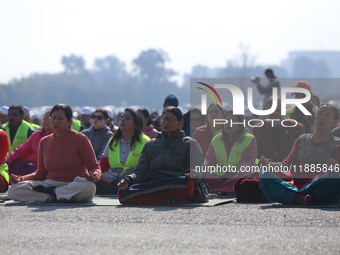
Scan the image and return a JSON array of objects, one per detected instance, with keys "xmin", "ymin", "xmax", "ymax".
[{"xmin": 1, "ymin": 70, "xmax": 340, "ymax": 206}]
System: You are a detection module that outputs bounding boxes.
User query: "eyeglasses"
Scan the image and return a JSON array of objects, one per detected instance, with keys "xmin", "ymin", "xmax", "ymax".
[
  {"xmin": 91, "ymin": 115, "xmax": 104, "ymax": 120},
  {"xmin": 190, "ymin": 118, "xmax": 201, "ymax": 122},
  {"xmin": 161, "ymin": 117, "xmax": 178, "ymax": 123}
]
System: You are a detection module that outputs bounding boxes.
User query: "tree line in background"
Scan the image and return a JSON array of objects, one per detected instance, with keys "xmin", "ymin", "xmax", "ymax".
[{"xmin": 0, "ymin": 45, "xmax": 333, "ymax": 109}]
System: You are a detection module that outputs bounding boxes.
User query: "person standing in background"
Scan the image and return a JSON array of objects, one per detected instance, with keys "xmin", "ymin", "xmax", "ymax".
[{"xmin": 251, "ymin": 68, "xmax": 280, "ymax": 109}]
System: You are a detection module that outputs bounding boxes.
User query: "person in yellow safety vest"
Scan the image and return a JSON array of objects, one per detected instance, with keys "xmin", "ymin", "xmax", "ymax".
[
  {"xmin": 205, "ymin": 110, "xmax": 258, "ymax": 196},
  {"xmin": 95, "ymin": 108, "xmax": 150, "ymax": 195},
  {"xmin": 2, "ymin": 105, "xmax": 36, "ymax": 153},
  {"xmin": 0, "ymin": 130, "xmax": 10, "ymax": 192}
]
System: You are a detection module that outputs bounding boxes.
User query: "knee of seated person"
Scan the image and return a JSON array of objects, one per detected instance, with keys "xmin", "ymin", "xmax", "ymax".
[
  {"xmin": 7, "ymin": 183, "xmax": 21, "ymax": 199},
  {"xmin": 79, "ymin": 181, "xmax": 96, "ymax": 199}
]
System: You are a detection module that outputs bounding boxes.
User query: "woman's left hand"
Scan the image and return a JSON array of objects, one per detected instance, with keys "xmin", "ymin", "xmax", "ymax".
[
  {"xmin": 84, "ymin": 172, "xmax": 99, "ymax": 183},
  {"xmin": 184, "ymin": 169, "xmax": 197, "ymax": 179}
]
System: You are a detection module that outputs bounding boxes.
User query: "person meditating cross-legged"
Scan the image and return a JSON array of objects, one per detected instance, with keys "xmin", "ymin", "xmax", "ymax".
[
  {"xmin": 259, "ymin": 104, "xmax": 340, "ymax": 206},
  {"xmin": 117, "ymin": 107, "xmax": 204, "ymax": 204},
  {"xmin": 95, "ymin": 108, "xmax": 149, "ymax": 195},
  {"xmin": 205, "ymin": 111, "xmax": 257, "ymax": 195},
  {"xmin": 8, "ymin": 104, "xmax": 101, "ymax": 203}
]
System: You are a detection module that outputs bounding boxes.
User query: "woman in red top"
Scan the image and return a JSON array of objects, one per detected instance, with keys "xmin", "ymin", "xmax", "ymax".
[{"xmin": 8, "ymin": 104, "xmax": 101, "ymax": 203}]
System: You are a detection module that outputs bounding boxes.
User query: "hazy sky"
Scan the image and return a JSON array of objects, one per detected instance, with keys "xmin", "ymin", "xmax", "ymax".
[{"xmin": 0, "ymin": 0, "xmax": 339, "ymax": 84}]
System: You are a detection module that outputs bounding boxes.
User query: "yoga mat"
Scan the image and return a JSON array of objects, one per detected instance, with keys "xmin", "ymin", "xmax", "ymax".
[
  {"xmin": 272, "ymin": 202, "xmax": 340, "ymax": 208},
  {"xmin": 4, "ymin": 197, "xmax": 236, "ymax": 207}
]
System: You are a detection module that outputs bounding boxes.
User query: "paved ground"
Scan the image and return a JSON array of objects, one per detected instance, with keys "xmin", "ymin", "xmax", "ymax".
[{"xmin": 1, "ymin": 201, "xmax": 340, "ymax": 255}]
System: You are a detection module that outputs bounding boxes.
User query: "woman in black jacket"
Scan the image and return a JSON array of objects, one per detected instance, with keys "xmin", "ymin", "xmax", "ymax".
[{"xmin": 117, "ymin": 107, "xmax": 204, "ymax": 204}]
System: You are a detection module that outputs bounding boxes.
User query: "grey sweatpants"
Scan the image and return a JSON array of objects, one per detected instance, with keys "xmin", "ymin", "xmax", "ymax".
[{"xmin": 8, "ymin": 176, "xmax": 96, "ymax": 203}]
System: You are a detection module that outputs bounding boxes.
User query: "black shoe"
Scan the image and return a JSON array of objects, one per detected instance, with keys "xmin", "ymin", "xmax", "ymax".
[{"xmin": 33, "ymin": 185, "xmax": 56, "ymax": 196}]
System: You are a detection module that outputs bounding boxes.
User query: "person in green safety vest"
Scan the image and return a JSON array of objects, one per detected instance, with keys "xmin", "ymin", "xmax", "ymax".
[
  {"xmin": 72, "ymin": 118, "xmax": 81, "ymax": 132},
  {"xmin": 95, "ymin": 108, "xmax": 150, "ymax": 195},
  {"xmin": 0, "ymin": 130, "xmax": 10, "ymax": 192},
  {"xmin": 205, "ymin": 111, "xmax": 257, "ymax": 196},
  {"xmin": 2, "ymin": 105, "xmax": 36, "ymax": 153}
]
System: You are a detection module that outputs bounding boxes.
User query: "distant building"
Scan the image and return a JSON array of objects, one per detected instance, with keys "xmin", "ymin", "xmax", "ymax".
[{"xmin": 281, "ymin": 51, "xmax": 340, "ymax": 78}]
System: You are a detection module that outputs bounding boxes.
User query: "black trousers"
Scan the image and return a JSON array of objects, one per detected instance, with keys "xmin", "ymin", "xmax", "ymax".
[{"xmin": 95, "ymin": 178, "xmax": 122, "ymax": 195}]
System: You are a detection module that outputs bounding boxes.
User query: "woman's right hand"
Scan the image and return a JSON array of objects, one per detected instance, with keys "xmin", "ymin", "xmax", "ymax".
[
  {"xmin": 259, "ymin": 155, "xmax": 271, "ymax": 166},
  {"xmin": 117, "ymin": 179, "xmax": 129, "ymax": 191},
  {"xmin": 10, "ymin": 174, "xmax": 22, "ymax": 184}
]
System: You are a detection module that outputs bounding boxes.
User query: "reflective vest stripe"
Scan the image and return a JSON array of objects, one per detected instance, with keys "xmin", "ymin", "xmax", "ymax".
[
  {"xmin": 0, "ymin": 163, "xmax": 9, "ymax": 184},
  {"xmin": 108, "ymin": 134, "xmax": 149, "ymax": 175},
  {"xmin": 211, "ymin": 132, "xmax": 255, "ymax": 176}
]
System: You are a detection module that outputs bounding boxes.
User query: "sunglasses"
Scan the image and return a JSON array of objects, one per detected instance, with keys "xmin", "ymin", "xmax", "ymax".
[{"xmin": 91, "ymin": 115, "xmax": 104, "ymax": 120}]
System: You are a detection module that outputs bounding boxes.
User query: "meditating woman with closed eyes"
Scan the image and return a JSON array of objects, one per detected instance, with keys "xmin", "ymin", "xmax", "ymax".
[
  {"xmin": 8, "ymin": 104, "xmax": 101, "ymax": 203},
  {"xmin": 259, "ymin": 104, "xmax": 340, "ymax": 206}
]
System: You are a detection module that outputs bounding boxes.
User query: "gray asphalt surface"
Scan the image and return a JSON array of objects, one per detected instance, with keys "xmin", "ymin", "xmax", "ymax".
[{"xmin": 1, "ymin": 201, "xmax": 340, "ymax": 255}]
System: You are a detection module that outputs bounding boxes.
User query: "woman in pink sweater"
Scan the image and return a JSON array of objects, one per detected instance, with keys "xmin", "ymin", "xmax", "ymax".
[
  {"xmin": 6, "ymin": 109, "xmax": 53, "ymax": 176},
  {"xmin": 8, "ymin": 104, "xmax": 101, "ymax": 203}
]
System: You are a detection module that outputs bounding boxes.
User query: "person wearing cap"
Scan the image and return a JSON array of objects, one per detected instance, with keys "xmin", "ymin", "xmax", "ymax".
[
  {"xmin": 104, "ymin": 108, "xmax": 118, "ymax": 132},
  {"xmin": 79, "ymin": 106, "xmax": 92, "ymax": 132},
  {"xmin": 81, "ymin": 109, "xmax": 113, "ymax": 161},
  {"xmin": 2, "ymin": 105, "xmax": 36, "ymax": 153},
  {"xmin": 152, "ymin": 94, "xmax": 180, "ymax": 131},
  {"xmin": 285, "ymin": 81, "xmax": 317, "ymax": 133},
  {"xmin": 251, "ymin": 69, "xmax": 280, "ymax": 109},
  {"xmin": 163, "ymin": 94, "xmax": 179, "ymax": 110},
  {"xmin": 0, "ymin": 106, "xmax": 9, "ymax": 125}
]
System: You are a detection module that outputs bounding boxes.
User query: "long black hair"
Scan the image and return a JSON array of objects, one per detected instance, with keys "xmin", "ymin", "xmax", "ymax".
[{"xmin": 109, "ymin": 108, "xmax": 142, "ymax": 151}]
